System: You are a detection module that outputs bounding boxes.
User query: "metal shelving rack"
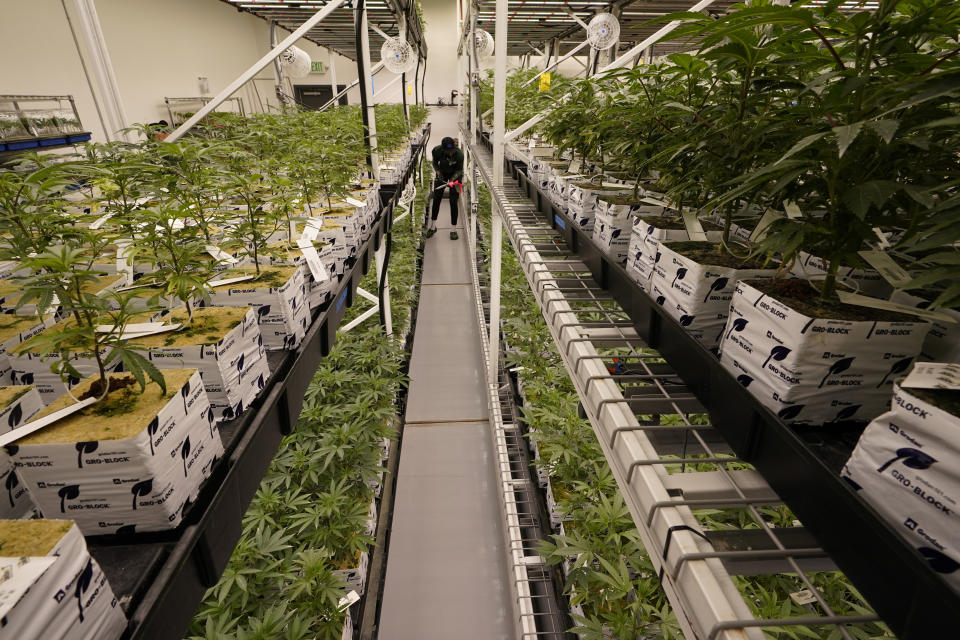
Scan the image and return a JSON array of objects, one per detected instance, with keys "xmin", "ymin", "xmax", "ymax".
[
  {"xmin": 164, "ymin": 96, "xmax": 245, "ymax": 126},
  {"xmin": 471, "ymin": 140, "xmax": 899, "ymax": 640},
  {"xmin": 87, "ymin": 143, "xmax": 427, "ymax": 640},
  {"xmin": 0, "ymin": 94, "xmax": 91, "ymax": 156}
]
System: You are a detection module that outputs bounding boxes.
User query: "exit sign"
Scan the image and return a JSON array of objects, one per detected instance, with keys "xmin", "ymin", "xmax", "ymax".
[{"xmin": 311, "ymin": 61, "xmax": 324, "ymax": 73}]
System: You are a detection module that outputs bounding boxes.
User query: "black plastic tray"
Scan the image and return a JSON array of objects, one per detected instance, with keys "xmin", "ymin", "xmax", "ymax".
[
  {"xmin": 490, "ymin": 136, "xmax": 960, "ymax": 639},
  {"xmin": 84, "ymin": 143, "xmax": 425, "ymax": 640}
]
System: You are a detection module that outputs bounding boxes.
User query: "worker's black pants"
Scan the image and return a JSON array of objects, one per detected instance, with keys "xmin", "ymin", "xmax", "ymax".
[{"xmin": 430, "ymin": 177, "xmax": 459, "ymax": 226}]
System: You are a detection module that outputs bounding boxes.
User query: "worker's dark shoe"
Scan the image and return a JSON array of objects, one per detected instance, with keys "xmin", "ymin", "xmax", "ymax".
[
  {"xmin": 450, "ymin": 231, "xmax": 459, "ymax": 240},
  {"xmin": 425, "ymin": 227, "xmax": 437, "ymax": 238}
]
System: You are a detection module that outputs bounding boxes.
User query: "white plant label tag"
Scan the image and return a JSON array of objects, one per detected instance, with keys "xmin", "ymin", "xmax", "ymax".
[
  {"xmin": 641, "ymin": 196, "xmax": 670, "ymax": 208},
  {"xmin": 116, "ymin": 242, "xmax": 134, "ymax": 286},
  {"xmin": 681, "ymin": 210, "xmax": 708, "ymax": 242},
  {"xmin": 338, "ymin": 590, "xmax": 360, "ymax": 611},
  {"xmin": 902, "ymin": 362, "xmax": 960, "ymax": 391},
  {"xmin": 301, "ymin": 218, "xmax": 322, "ymax": 242},
  {"xmin": 206, "ymin": 245, "xmax": 239, "ymax": 265},
  {"xmin": 836, "ymin": 291, "xmax": 957, "ymax": 323},
  {"xmin": 0, "ymin": 397, "xmax": 98, "ymax": 447},
  {"xmin": 790, "ymin": 589, "xmax": 817, "ymax": 606},
  {"xmin": 97, "ymin": 322, "xmax": 182, "ymax": 340},
  {"xmin": 172, "ymin": 218, "xmax": 186, "ymax": 230},
  {"xmin": 750, "ymin": 208, "xmax": 785, "ymax": 243},
  {"xmin": 90, "ymin": 212, "xmax": 113, "ymax": 229},
  {"xmin": 872, "ymin": 227, "xmax": 892, "ymax": 249},
  {"xmin": 783, "ymin": 200, "xmax": 803, "ymax": 219},
  {"xmin": 568, "ymin": 159, "xmax": 582, "ymax": 173},
  {"xmin": 857, "ymin": 250, "xmax": 912, "ymax": 288},
  {"xmin": 297, "ymin": 238, "xmax": 329, "ymax": 282},
  {"xmin": 116, "ymin": 282, "xmax": 161, "ymax": 292},
  {"xmin": 345, "ymin": 197, "xmax": 366, "ymax": 208},
  {"xmin": 210, "ymin": 275, "xmax": 256, "ymax": 288}
]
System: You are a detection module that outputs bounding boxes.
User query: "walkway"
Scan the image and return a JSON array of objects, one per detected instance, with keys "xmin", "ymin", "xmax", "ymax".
[{"xmin": 377, "ymin": 108, "xmax": 514, "ymax": 640}]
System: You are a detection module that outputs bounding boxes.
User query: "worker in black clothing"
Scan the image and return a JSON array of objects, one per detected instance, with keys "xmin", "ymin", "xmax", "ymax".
[{"xmin": 428, "ymin": 136, "xmax": 464, "ymax": 240}]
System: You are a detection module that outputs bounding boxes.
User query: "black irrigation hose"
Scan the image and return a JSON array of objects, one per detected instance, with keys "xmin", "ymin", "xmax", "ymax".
[
  {"xmin": 354, "ymin": 0, "xmax": 373, "ymax": 171},
  {"xmin": 378, "ymin": 208, "xmax": 393, "ymax": 329}
]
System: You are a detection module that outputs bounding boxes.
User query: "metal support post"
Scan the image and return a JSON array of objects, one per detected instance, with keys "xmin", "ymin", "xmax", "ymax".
[
  {"xmin": 401, "ymin": 12, "xmax": 410, "ymax": 126},
  {"xmin": 542, "ymin": 39, "xmax": 553, "ymax": 69},
  {"xmin": 354, "ymin": 0, "xmax": 380, "ymax": 181},
  {"xmin": 166, "ymin": 0, "xmax": 344, "ymax": 142},
  {"xmin": 375, "ymin": 242, "xmax": 392, "ymax": 336},
  {"xmin": 328, "ymin": 47, "xmax": 339, "ymax": 106},
  {"xmin": 269, "ymin": 21, "xmax": 288, "ymax": 107},
  {"xmin": 62, "ymin": 0, "xmax": 129, "ymax": 141},
  {"xmin": 488, "ymin": 0, "xmax": 507, "ymax": 383}
]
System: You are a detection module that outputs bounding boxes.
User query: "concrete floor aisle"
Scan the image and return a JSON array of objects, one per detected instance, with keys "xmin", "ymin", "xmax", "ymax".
[{"xmin": 377, "ymin": 109, "xmax": 514, "ymax": 640}]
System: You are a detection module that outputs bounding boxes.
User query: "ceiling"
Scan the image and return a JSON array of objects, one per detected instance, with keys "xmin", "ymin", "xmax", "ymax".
[
  {"xmin": 215, "ymin": 0, "xmax": 426, "ymax": 62},
  {"xmin": 475, "ymin": 0, "xmax": 879, "ymax": 57}
]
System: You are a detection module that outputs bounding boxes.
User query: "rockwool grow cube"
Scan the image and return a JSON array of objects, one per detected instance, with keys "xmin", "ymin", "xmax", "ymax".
[{"xmin": 8, "ymin": 369, "xmax": 223, "ymax": 535}]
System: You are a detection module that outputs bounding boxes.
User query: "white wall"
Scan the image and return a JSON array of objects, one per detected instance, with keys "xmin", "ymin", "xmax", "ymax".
[
  {"xmin": 420, "ymin": 0, "xmax": 459, "ymax": 105},
  {"xmin": 0, "ymin": 0, "xmax": 411, "ymax": 143}
]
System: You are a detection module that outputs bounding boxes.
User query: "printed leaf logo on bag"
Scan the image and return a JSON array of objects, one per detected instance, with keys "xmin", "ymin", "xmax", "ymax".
[
  {"xmin": 763, "ymin": 345, "xmax": 792, "ymax": 368},
  {"xmin": 834, "ymin": 405, "xmax": 862, "ymax": 421},
  {"xmin": 147, "ymin": 416, "xmax": 160, "ymax": 456},
  {"xmin": 843, "ymin": 476, "xmax": 863, "ymax": 491},
  {"xmin": 726, "ymin": 318, "xmax": 749, "ymax": 341},
  {"xmin": 131, "ymin": 479, "xmax": 153, "ymax": 510},
  {"xmin": 7, "ymin": 403, "xmax": 22, "ymax": 428},
  {"xmin": 75, "ymin": 559, "xmax": 94, "ymax": 622},
  {"xmin": 5, "ymin": 471, "xmax": 18, "ymax": 507},
  {"xmin": 116, "ymin": 524, "xmax": 136, "ymax": 535},
  {"xmin": 671, "ymin": 267, "xmax": 688, "ymax": 288},
  {"xmin": 703, "ymin": 277, "xmax": 730, "ymax": 302},
  {"xmin": 181, "ymin": 380, "xmax": 191, "ymax": 414},
  {"xmin": 819, "ymin": 356, "xmax": 856, "ymax": 388},
  {"xmin": 919, "ymin": 547, "xmax": 960, "ymax": 574},
  {"xmin": 736, "ymin": 374, "xmax": 753, "ymax": 388},
  {"xmin": 877, "ymin": 447, "xmax": 936, "ymax": 473},
  {"xmin": 679, "ymin": 315, "xmax": 695, "ymax": 327},
  {"xmin": 877, "ymin": 357, "xmax": 913, "ymax": 388},
  {"xmin": 181, "ymin": 437, "xmax": 191, "ymax": 478},
  {"xmin": 75, "ymin": 442, "xmax": 98, "ymax": 469},
  {"xmin": 655, "ymin": 296, "xmax": 665, "ymax": 306},
  {"xmin": 778, "ymin": 405, "xmax": 804, "ymax": 420},
  {"xmin": 256, "ymin": 305, "xmax": 272, "ymax": 319},
  {"xmin": 58, "ymin": 484, "xmax": 80, "ymax": 512}
]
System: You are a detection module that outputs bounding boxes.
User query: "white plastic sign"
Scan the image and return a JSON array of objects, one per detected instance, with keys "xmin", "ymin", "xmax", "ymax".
[
  {"xmin": 837, "ymin": 290, "xmax": 956, "ymax": 323},
  {"xmin": 297, "ymin": 238, "xmax": 329, "ymax": 282},
  {"xmin": 902, "ymin": 362, "xmax": 960, "ymax": 391},
  {"xmin": 210, "ymin": 275, "xmax": 256, "ymax": 288},
  {"xmin": 681, "ymin": 210, "xmax": 708, "ymax": 242},
  {"xmin": 206, "ymin": 245, "xmax": 239, "ymax": 265},
  {"xmin": 0, "ymin": 397, "xmax": 98, "ymax": 447},
  {"xmin": 857, "ymin": 250, "xmax": 912, "ymax": 289},
  {"xmin": 345, "ymin": 196, "xmax": 366, "ymax": 208}
]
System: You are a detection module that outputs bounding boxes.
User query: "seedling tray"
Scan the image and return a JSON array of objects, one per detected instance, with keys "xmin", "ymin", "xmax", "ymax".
[
  {"xmin": 498, "ymin": 138, "xmax": 960, "ymax": 639},
  {"xmin": 82, "ymin": 148, "xmax": 421, "ymax": 640}
]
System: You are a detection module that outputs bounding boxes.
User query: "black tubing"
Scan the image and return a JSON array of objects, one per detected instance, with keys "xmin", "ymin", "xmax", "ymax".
[{"xmin": 354, "ymin": 0, "xmax": 373, "ymax": 171}]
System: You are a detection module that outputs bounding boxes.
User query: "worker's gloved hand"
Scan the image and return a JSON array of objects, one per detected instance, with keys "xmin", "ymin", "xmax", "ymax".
[{"xmin": 447, "ymin": 181, "xmax": 455, "ymax": 188}]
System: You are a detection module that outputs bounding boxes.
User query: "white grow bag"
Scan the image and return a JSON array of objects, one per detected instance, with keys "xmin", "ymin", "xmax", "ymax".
[
  {"xmin": 650, "ymin": 243, "xmax": 777, "ymax": 349},
  {"xmin": 0, "ymin": 521, "xmax": 126, "ymax": 640},
  {"xmin": 207, "ymin": 267, "xmax": 309, "ymax": 351},
  {"xmin": 718, "ymin": 281, "xmax": 929, "ymax": 424},
  {"xmin": 626, "ymin": 216, "xmax": 722, "ymax": 291},
  {"xmin": 842, "ymin": 382, "xmax": 960, "ymax": 591},
  {"xmin": 0, "ymin": 386, "xmax": 44, "ymax": 518},
  {"xmin": 10, "ymin": 370, "xmax": 223, "ymax": 535}
]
